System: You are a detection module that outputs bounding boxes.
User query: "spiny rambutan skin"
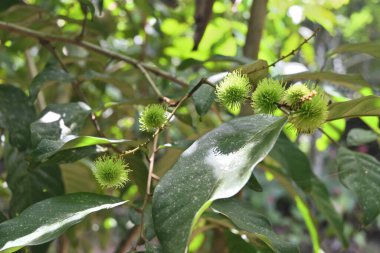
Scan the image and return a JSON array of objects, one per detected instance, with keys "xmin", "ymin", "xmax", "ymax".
[
  {"xmin": 93, "ymin": 156, "xmax": 129, "ymax": 188},
  {"xmin": 283, "ymin": 84, "xmax": 310, "ymax": 109},
  {"xmin": 139, "ymin": 104, "xmax": 167, "ymax": 132},
  {"xmin": 289, "ymin": 90, "xmax": 328, "ymax": 134},
  {"xmin": 251, "ymin": 78, "xmax": 285, "ymax": 114},
  {"xmin": 215, "ymin": 71, "xmax": 251, "ymax": 111}
]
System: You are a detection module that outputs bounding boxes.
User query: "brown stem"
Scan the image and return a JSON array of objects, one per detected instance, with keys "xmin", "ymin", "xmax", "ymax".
[{"xmin": 0, "ymin": 21, "xmax": 188, "ymax": 87}]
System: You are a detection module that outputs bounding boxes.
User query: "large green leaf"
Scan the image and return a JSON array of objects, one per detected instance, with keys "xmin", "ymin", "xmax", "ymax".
[
  {"xmin": 346, "ymin": 128, "xmax": 378, "ymax": 146},
  {"xmin": 0, "ymin": 85, "xmax": 36, "ymax": 150},
  {"xmin": 0, "ymin": 193, "xmax": 126, "ymax": 253},
  {"xmin": 212, "ymin": 199, "xmax": 299, "ymax": 253},
  {"xmin": 330, "ymin": 42, "xmax": 380, "ymax": 58},
  {"xmin": 270, "ymin": 135, "xmax": 312, "ymax": 192},
  {"xmin": 4, "ymin": 144, "xmax": 64, "ymax": 216},
  {"xmin": 336, "ymin": 147, "xmax": 380, "ymax": 225},
  {"xmin": 152, "ymin": 115, "xmax": 287, "ymax": 253},
  {"xmin": 29, "ymin": 65, "xmax": 73, "ymax": 102},
  {"xmin": 327, "ymin": 96, "xmax": 380, "ymax": 121},
  {"xmin": 281, "ymin": 71, "xmax": 370, "ymax": 90}
]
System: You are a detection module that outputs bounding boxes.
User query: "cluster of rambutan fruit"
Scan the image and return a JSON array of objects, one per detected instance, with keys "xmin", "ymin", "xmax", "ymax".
[
  {"xmin": 216, "ymin": 71, "xmax": 329, "ymax": 134},
  {"xmin": 92, "ymin": 71, "xmax": 329, "ymax": 188}
]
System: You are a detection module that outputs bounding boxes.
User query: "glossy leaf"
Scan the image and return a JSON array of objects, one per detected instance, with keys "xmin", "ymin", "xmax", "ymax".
[
  {"xmin": 29, "ymin": 65, "xmax": 73, "ymax": 102},
  {"xmin": 0, "ymin": 193, "xmax": 126, "ymax": 253},
  {"xmin": 347, "ymin": 128, "xmax": 378, "ymax": 146},
  {"xmin": 327, "ymin": 96, "xmax": 380, "ymax": 121},
  {"xmin": 270, "ymin": 135, "xmax": 313, "ymax": 192},
  {"xmin": 0, "ymin": 85, "xmax": 36, "ymax": 150},
  {"xmin": 212, "ymin": 198, "xmax": 299, "ymax": 253},
  {"xmin": 281, "ymin": 71, "xmax": 370, "ymax": 90},
  {"xmin": 60, "ymin": 136, "xmax": 129, "ymax": 150},
  {"xmin": 152, "ymin": 115, "xmax": 287, "ymax": 253},
  {"xmin": 336, "ymin": 147, "xmax": 380, "ymax": 224},
  {"xmin": 330, "ymin": 42, "xmax": 380, "ymax": 58}
]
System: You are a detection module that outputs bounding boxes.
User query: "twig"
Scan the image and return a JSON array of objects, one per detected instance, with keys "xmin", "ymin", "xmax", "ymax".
[
  {"xmin": 318, "ymin": 127, "xmax": 340, "ymax": 148},
  {"xmin": 76, "ymin": 6, "xmax": 88, "ymax": 40},
  {"xmin": 136, "ymin": 64, "xmax": 163, "ymax": 98},
  {"xmin": 0, "ymin": 21, "xmax": 188, "ymax": 87},
  {"xmin": 246, "ymin": 27, "xmax": 321, "ymax": 75},
  {"xmin": 147, "ymin": 134, "xmax": 159, "ymax": 195}
]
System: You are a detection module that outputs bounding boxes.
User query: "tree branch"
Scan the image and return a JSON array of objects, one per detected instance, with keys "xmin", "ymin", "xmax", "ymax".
[
  {"xmin": 0, "ymin": 21, "xmax": 188, "ymax": 87},
  {"xmin": 243, "ymin": 0, "xmax": 268, "ymax": 59}
]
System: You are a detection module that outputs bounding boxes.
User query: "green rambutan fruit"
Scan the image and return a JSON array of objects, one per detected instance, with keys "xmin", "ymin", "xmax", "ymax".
[
  {"xmin": 215, "ymin": 71, "xmax": 251, "ymax": 111},
  {"xmin": 283, "ymin": 84, "xmax": 310, "ymax": 109},
  {"xmin": 93, "ymin": 155, "xmax": 129, "ymax": 188},
  {"xmin": 139, "ymin": 104, "xmax": 167, "ymax": 132},
  {"xmin": 251, "ymin": 78, "xmax": 285, "ymax": 114},
  {"xmin": 289, "ymin": 89, "xmax": 328, "ymax": 134}
]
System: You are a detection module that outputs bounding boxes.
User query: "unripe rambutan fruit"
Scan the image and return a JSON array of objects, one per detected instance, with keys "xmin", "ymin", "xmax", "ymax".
[
  {"xmin": 251, "ymin": 78, "xmax": 285, "ymax": 114},
  {"xmin": 93, "ymin": 155, "xmax": 129, "ymax": 188},
  {"xmin": 139, "ymin": 104, "xmax": 167, "ymax": 132},
  {"xmin": 283, "ymin": 84, "xmax": 310, "ymax": 109},
  {"xmin": 289, "ymin": 89, "xmax": 328, "ymax": 134},
  {"xmin": 215, "ymin": 71, "xmax": 251, "ymax": 111}
]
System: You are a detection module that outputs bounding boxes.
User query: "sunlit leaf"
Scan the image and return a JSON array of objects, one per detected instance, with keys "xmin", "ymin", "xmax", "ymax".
[{"xmin": 0, "ymin": 193, "xmax": 126, "ymax": 253}]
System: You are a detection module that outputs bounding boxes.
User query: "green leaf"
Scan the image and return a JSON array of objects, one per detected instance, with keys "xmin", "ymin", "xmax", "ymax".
[
  {"xmin": 247, "ymin": 173, "xmax": 263, "ymax": 192},
  {"xmin": 0, "ymin": 85, "xmax": 36, "ymax": 150},
  {"xmin": 192, "ymin": 81, "xmax": 216, "ymax": 117},
  {"xmin": 0, "ymin": 193, "xmax": 126, "ymax": 253},
  {"xmin": 236, "ymin": 60, "xmax": 268, "ymax": 82},
  {"xmin": 29, "ymin": 65, "xmax": 73, "ymax": 102},
  {"xmin": 30, "ymin": 102, "xmax": 92, "ymax": 161},
  {"xmin": 330, "ymin": 42, "xmax": 380, "ymax": 58},
  {"xmin": 212, "ymin": 199, "xmax": 299, "ymax": 253},
  {"xmin": 152, "ymin": 115, "xmax": 287, "ymax": 253},
  {"xmin": 281, "ymin": 71, "xmax": 370, "ymax": 90},
  {"xmin": 327, "ymin": 96, "xmax": 380, "ymax": 121},
  {"xmin": 346, "ymin": 128, "xmax": 378, "ymax": 146},
  {"xmin": 336, "ymin": 147, "xmax": 380, "ymax": 225},
  {"xmin": 270, "ymin": 135, "xmax": 313, "ymax": 192},
  {"xmin": 60, "ymin": 136, "xmax": 129, "ymax": 150},
  {"xmin": 4, "ymin": 145, "xmax": 64, "ymax": 216}
]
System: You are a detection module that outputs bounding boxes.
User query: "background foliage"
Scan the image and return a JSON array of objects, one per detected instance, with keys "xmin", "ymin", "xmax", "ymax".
[{"xmin": 0, "ymin": 0, "xmax": 380, "ymax": 252}]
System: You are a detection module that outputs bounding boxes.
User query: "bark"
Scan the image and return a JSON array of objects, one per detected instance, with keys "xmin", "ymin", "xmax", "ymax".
[{"xmin": 243, "ymin": 0, "xmax": 268, "ymax": 59}]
